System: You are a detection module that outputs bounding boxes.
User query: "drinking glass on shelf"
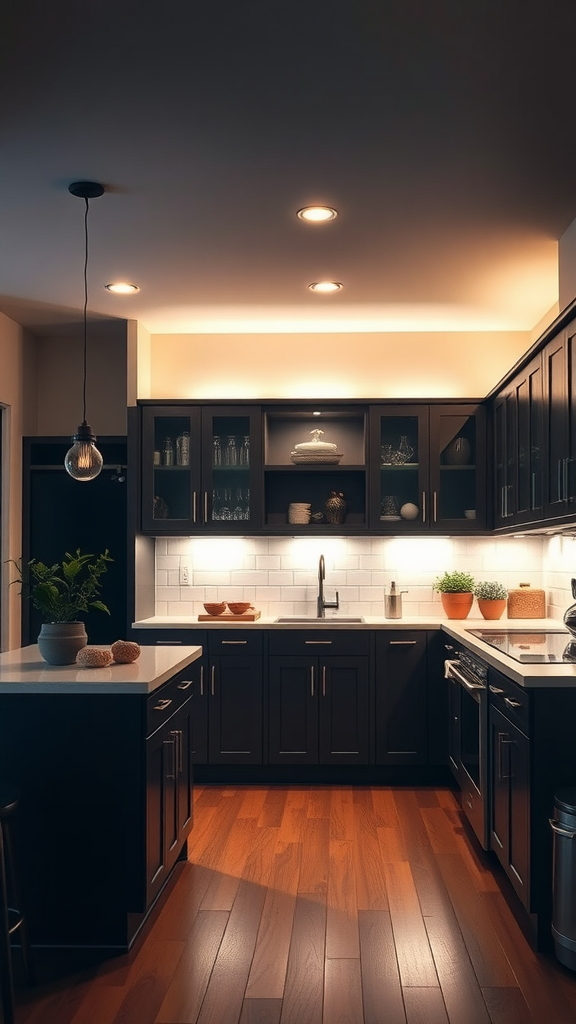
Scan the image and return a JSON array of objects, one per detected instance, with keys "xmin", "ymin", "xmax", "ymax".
[
  {"xmin": 220, "ymin": 488, "xmax": 232, "ymax": 520},
  {"xmin": 212, "ymin": 436, "xmax": 222, "ymax": 466},
  {"xmin": 176, "ymin": 431, "xmax": 190, "ymax": 465},
  {"xmin": 224, "ymin": 436, "xmax": 238, "ymax": 466},
  {"xmin": 239, "ymin": 435, "xmax": 250, "ymax": 466},
  {"xmin": 212, "ymin": 489, "xmax": 222, "ymax": 520},
  {"xmin": 233, "ymin": 487, "xmax": 244, "ymax": 520}
]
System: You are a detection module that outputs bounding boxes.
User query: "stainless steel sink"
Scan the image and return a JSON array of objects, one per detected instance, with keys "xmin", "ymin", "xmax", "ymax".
[{"xmin": 275, "ymin": 616, "xmax": 365, "ymax": 623}]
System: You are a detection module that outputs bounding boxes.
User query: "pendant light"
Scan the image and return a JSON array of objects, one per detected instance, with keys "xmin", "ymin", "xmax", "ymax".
[{"xmin": 64, "ymin": 180, "xmax": 105, "ymax": 481}]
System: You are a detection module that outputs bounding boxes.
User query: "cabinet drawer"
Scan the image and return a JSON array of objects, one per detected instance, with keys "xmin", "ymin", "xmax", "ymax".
[
  {"xmin": 147, "ymin": 668, "xmax": 197, "ymax": 737},
  {"xmin": 208, "ymin": 630, "xmax": 263, "ymax": 656},
  {"xmin": 268, "ymin": 630, "xmax": 370, "ymax": 657},
  {"xmin": 488, "ymin": 669, "xmax": 529, "ymax": 734}
]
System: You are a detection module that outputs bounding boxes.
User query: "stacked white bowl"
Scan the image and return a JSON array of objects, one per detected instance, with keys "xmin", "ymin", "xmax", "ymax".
[{"xmin": 288, "ymin": 502, "xmax": 311, "ymax": 524}]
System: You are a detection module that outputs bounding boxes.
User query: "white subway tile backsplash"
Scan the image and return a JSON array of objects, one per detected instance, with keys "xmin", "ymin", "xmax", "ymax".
[{"xmin": 151, "ymin": 533, "xmax": 576, "ymax": 621}]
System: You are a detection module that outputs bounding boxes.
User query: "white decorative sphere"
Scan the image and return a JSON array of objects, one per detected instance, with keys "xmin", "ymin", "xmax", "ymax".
[{"xmin": 400, "ymin": 502, "xmax": 419, "ymax": 520}]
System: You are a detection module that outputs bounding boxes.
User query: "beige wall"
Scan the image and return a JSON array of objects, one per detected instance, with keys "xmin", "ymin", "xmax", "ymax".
[
  {"xmin": 147, "ymin": 330, "xmax": 532, "ymax": 400},
  {"xmin": 559, "ymin": 216, "xmax": 576, "ymax": 313},
  {"xmin": 34, "ymin": 334, "xmax": 127, "ymax": 435},
  {"xmin": 0, "ymin": 314, "xmax": 36, "ymax": 650}
]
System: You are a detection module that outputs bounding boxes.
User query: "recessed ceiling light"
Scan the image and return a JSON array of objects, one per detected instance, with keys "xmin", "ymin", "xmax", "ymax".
[
  {"xmin": 308, "ymin": 281, "xmax": 343, "ymax": 293},
  {"xmin": 297, "ymin": 206, "xmax": 338, "ymax": 222},
  {"xmin": 105, "ymin": 282, "xmax": 140, "ymax": 294}
]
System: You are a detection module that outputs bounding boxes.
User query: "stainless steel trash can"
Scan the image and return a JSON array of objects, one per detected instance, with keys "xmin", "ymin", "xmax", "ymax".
[{"xmin": 551, "ymin": 787, "xmax": 576, "ymax": 970}]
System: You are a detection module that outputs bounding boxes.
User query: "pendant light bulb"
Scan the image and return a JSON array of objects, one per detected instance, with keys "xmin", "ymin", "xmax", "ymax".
[
  {"xmin": 64, "ymin": 180, "xmax": 105, "ymax": 481},
  {"xmin": 65, "ymin": 422, "xmax": 103, "ymax": 481}
]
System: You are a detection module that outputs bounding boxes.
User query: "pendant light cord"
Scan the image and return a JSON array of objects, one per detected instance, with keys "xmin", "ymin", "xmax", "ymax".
[{"xmin": 82, "ymin": 197, "xmax": 89, "ymax": 425}]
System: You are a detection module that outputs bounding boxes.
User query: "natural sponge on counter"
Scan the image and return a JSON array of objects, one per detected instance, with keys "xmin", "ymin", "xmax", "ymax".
[
  {"xmin": 111, "ymin": 640, "xmax": 141, "ymax": 664},
  {"xmin": 77, "ymin": 647, "xmax": 114, "ymax": 667}
]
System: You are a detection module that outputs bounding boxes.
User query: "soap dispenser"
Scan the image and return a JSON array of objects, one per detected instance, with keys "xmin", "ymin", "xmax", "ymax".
[{"xmin": 384, "ymin": 581, "xmax": 408, "ymax": 619}]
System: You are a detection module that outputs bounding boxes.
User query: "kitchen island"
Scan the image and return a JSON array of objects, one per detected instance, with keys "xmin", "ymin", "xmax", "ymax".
[{"xmin": 0, "ymin": 643, "xmax": 202, "ymax": 953}]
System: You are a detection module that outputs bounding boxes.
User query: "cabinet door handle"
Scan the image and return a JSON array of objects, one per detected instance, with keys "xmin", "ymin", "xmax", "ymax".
[
  {"xmin": 156, "ymin": 640, "xmax": 183, "ymax": 645},
  {"xmin": 433, "ymin": 490, "xmax": 437, "ymax": 523},
  {"xmin": 497, "ymin": 732, "xmax": 514, "ymax": 781},
  {"xmin": 322, "ymin": 665, "xmax": 326, "ymax": 697},
  {"xmin": 177, "ymin": 679, "xmax": 193, "ymax": 690},
  {"xmin": 211, "ymin": 665, "xmax": 215, "ymax": 696},
  {"xmin": 193, "ymin": 491, "xmax": 197, "ymax": 524},
  {"xmin": 200, "ymin": 665, "xmax": 204, "ymax": 696},
  {"xmin": 164, "ymin": 737, "xmax": 176, "ymax": 779},
  {"xmin": 153, "ymin": 698, "xmax": 173, "ymax": 711},
  {"xmin": 504, "ymin": 697, "xmax": 522, "ymax": 709},
  {"xmin": 558, "ymin": 459, "xmax": 563, "ymax": 503},
  {"xmin": 170, "ymin": 729, "xmax": 182, "ymax": 774},
  {"xmin": 204, "ymin": 491, "xmax": 209, "ymax": 523},
  {"xmin": 389, "ymin": 640, "xmax": 417, "ymax": 645},
  {"xmin": 501, "ymin": 485, "xmax": 505, "ymax": 520},
  {"xmin": 531, "ymin": 472, "xmax": 536, "ymax": 510},
  {"xmin": 489, "ymin": 684, "xmax": 504, "ymax": 694},
  {"xmin": 222, "ymin": 640, "xmax": 247, "ymax": 645},
  {"xmin": 305, "ymin": 640, "xmax": 333, "ymax": 645},
  {"xmin": 563, "ymin": 458, "xmax": 569, "ymax": 502},
  {"xmin": 444, "ymin": 644, "xmax": 454, "ymax": 651},
  {"xmin": 310, "ymin": 666, "xmax": 314, "ymax": 697},
  {"xmin": 422, "ymin": 490, "xmax": 426, "ymax": 523}
]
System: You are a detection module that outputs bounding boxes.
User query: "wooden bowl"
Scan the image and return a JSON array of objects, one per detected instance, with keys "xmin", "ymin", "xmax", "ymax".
[
  {"xmin": 227, "ymin": 602, "xmax": 251, "ymax": 615},
  {"xmin": 203, "ymin": 602, "xmax": 227, "ymax": 616}
]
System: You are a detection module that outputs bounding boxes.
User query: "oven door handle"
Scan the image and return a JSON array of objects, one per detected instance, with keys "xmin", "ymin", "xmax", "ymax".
[{"xmin": 445, "ymin": 660, "xmax": 485, "ymax": 691}]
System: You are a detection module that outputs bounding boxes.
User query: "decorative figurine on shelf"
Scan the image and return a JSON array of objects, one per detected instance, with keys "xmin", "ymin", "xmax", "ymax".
[{"xmin": 324, "ymin": 490, "xmax": 347, "ymax": 524}]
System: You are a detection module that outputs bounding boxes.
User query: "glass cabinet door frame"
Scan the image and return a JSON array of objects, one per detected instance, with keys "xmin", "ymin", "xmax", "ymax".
[
  {"xmin": 199, "ymin": 404, "xmax": 262, "ymax": 533},
  {"xmin": 429, "ymin": 403, "xmax": 486, "ymax": 532},
  {"xmin": 140, "ymin": 403, "xmax": 262, "ymax": 534},
  {"xmin": 368, "ymin": 404, "xmax": 429, "ymax": 531}
]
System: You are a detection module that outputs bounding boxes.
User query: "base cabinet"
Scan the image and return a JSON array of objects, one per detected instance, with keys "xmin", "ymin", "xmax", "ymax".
[
  {"xmin": 489, "ymin": 702, "xmax": 530, "ymax": 907},
  {"xmin": 268, "ymin": 655, "xmax": 370, "ymax": 764},
  {"xmin": 146, "ymin": 693, "xmax": 194, "ymax": 907},
  {"xmin": 206, "ymin": 632, "xmax": 263, "ymax": 764},
  {"xmin": 0, "ymin": 663, "xmax": 197, "ymax": 952},
  {"xmin": 375, "ymin": 631, "xmax": 428, "ymax": 764}
]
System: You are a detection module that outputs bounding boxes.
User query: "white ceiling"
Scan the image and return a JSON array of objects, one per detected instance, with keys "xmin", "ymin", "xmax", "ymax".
[{"xmin": 2, "ymin": 2, "xmax": 576, "ymax": 337}]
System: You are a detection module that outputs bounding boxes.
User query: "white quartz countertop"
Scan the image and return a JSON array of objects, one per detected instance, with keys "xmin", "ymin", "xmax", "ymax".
[
  {"xmin": 0, "ymin": 644, "xmax": 203, "ymax": 694},
  {"xmin": 132, "ymin": 614, "xmax": 576, "ymax": 687}
]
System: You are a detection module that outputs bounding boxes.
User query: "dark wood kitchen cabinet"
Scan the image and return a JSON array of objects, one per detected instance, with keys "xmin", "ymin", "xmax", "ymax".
[
  {"xmin": 207, "ymin": 631, "xmax": 263, "ymax": 764},
  {"xmin": 140, "ymin": 402, "xmax": 262, "ymax": 534},
  {"xmin": 0, "ymin": 658, "xmax": 199, "ymax": 951},
  {"xmin": 493, "ymin": 354, "xmax": 544, "ymax": 528},
  {"xmin": 268, "ymin": 630, "xmax": 371, "ymax": 764},
  {"xmin": 486, "ymin": 666, "xmax": 576, "ymax": 948},
  {"xmin": 145, "ymin": 677, "xmax": 194, "ymax": 906},
  {"xmin": 375, "ymin": 631, "xmax": 428, "ymax": 764},
  {"xmin": 488, "ymin": 671, "xmax": 531, "ymax": 908},
  {"xmin": 542, "ymin": 318, "xmax": 576, "ymax": 520},
  {"xmin": 369, "ymin": 404, "xmax": 486, "ymax": 532}
]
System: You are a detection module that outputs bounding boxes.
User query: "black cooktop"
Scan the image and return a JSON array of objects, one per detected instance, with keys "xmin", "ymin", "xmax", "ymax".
[{"xmin": 467, "ymin": 628, "xmax": 576, "ymax": 663}]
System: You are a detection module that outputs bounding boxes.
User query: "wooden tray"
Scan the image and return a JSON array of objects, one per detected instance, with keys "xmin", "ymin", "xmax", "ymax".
[{"xmin": 198, "ymin": 610, "xmax": 261, "ymax": 621}]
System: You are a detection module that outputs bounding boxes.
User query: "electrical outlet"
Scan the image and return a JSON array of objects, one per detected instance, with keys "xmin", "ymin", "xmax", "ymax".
[{"xmin": 180, "ymin": 564, "xmax": 190, "ymax": 585}]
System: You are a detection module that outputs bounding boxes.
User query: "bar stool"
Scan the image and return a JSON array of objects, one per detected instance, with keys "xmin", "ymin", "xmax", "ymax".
[{"xmin": 0, "ymin": 787, "xmax": 33, "ymax": 1024}]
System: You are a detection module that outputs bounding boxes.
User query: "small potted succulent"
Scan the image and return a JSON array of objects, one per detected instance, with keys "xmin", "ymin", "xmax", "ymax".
[
  {"xmin": 433, "ymin": 570, "xmax": 476, "ymax": 619},
  {"xmin": 474, "ymin": 580, "xmax": 508, "ymax": 620},
  {"xmin": 10, "ymin": 549, "xmax": 113, "ymax": 664}
]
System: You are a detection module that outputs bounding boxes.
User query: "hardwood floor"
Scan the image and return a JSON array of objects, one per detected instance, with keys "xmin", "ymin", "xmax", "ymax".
[{"xmin": 14, "ymin": 784, "xmax": 576, "ymax": 1023}]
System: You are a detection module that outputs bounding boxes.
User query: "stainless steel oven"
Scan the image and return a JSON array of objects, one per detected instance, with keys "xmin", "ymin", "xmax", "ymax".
[{"xmin": 445, "ymin": 643, "xmax": 489, "ymax": 849}]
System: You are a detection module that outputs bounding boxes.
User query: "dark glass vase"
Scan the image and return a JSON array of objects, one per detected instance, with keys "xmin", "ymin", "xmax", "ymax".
[{"xmin": 324, "ymin": 490, "xmax": 347, "ymax": 524}]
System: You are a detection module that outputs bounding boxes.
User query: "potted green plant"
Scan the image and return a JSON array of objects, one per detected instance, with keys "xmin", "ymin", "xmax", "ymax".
[
  {"xmin": 10, "ymin": 549, "xmax": 113, "ymax": 664},
  {"xmin": 433, "ymin": 570, "xmax": 475, "ymax": 619},
  {"xmin": 474, "ymin": 580, "xmax": 508, "ymax": 620}
]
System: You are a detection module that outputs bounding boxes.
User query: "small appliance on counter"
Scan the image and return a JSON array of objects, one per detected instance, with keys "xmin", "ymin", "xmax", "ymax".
[{"xmin": 384, "ymin": 581, "xmax": 408, "ymax": 619}]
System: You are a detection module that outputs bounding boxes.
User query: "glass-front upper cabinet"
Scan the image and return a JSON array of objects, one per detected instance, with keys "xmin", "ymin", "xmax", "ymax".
[
  {"xmin": 369, "ymin": 406, "xmax": 429, "ymax": 531},
  {"xmin": 369, "ymin": 404, "xmax": 486, "ymax": 531},
  {"xmin": 429, "ymin": 405, "xmax": 486, "ymax": 531},
  {"xmin": 140, "ymin": 404, "xmax": 261, "ymax": 533}
]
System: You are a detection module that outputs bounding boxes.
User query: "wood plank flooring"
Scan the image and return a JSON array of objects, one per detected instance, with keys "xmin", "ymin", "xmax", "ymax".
[{"xmin": 14, "ymin": 784, "xmax": 576, "ymax": 1024}]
